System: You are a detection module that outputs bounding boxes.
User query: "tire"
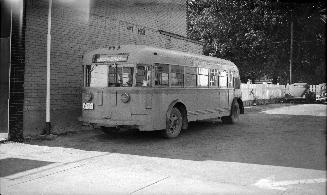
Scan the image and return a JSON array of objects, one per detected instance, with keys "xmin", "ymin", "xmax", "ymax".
[
  {"xmin": 222, "ymin": 101, "xmax": 240, "ymax": 124},
  {"xmin": 161, "ymin": 107, "xmax": 183, "ymax": 138}
]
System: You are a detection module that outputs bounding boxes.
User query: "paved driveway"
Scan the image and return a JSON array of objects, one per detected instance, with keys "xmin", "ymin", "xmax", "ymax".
[{"xmin": 1, "ymin": 103, "xmax": 326, "ymax": 194}]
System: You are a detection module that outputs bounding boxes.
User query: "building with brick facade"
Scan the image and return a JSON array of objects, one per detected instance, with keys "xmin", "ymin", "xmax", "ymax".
[{"xmin": 0, "ymin": 0, "xmax": 202, "ymax": 140}]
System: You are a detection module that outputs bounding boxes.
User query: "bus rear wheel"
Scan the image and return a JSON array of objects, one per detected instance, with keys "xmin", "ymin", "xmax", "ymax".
[
  {"xmin": 222, "ymin": 101, "xmax": 240, "ymax": 124},
  {"xmin": 162, "ymin": 107, "xmax": 183, "ymax": 138}
]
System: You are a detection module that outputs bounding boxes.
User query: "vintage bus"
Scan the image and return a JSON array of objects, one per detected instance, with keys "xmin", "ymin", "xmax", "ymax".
[{"xmin": 80, "ymin": 45, "xmax": 244, "ymax": 138}]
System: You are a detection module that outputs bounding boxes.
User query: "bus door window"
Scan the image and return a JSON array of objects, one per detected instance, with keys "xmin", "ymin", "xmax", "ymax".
[
  {"xmin": 197, "ymin": 68, "xmax": 209, "ymax": 87},
  {"xmin": 219, "ymin": 70, "xmax": 227, "ymax": 88},
  {"xmin": 171, "ymin": 65, "xmax": 184, "ymax": 87},
  {"xmin": 209, "ymin": 69, "xmax": 218, "ymax": 87},
  {"xmin": 136, "ymin": 64, "xmax": 152, "ymax": 87},
  {"xmin": 185, "ymin": 67, "xmax": 197, "ymax": 87},
  {"xmin": 154, "ymin": 64, "xmax": 169, "ymax": 86}
]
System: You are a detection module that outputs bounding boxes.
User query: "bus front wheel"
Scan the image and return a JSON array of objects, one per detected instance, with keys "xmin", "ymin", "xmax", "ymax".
[
  {"xmin": 222, "ymin": 101, "xmax": 240, "ymax": 124},
  {"xmin": 162, "ymin": 107, "xmax": 183, "ymax": 138}
]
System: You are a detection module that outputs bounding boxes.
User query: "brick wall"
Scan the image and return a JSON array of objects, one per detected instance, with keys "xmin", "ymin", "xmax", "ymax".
[{"xmin": 23, "ymin": 0, "xmax": 202, "ymax": 135}]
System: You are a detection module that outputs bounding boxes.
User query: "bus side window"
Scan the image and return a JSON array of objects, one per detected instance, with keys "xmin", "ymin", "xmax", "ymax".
[
  {"xmin": 209, "ymin": 69, "xmax": 218, "ymax": 87},
  {"xmin": 171, "ymin": 65, "xmax": 184, "ymax": 87},
  {"xmin": 154, "ymin": 64, "xmax": 169, "ymax": 86},
  {"xmin": 219, "ymin": 70, "xmax": 227, "ymax": 87},
  {"xmin": 136, "ymin": 64, "xmax": 151, "ymax": 87},
  {"xmin": 198, "ymin": 67, "xmax": 209, "ymax": 87},
  {"xmin": 229, "ymin": 71, "xmax": 233, "ymax": 88},
  {"xmin": 185, "ymin": 67, "xmax": 197, "ymax": 87}
]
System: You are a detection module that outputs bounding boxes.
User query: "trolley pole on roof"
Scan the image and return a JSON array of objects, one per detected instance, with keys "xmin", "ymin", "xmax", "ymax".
[
  {"xmin": 289, "ymin": 21, "xmax": 293, "ymax": 84},
  {"xmin": 43, "ymin": 0, "xmax": 52, "ymax": 135}
]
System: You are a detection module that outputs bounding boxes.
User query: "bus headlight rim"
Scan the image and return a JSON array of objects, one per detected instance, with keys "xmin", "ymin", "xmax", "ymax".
[
  {"xmin": 121, "ymin": 93, "xmax": 130, "ymax": 103},
  {"xmin": 84, "ymin": 92, "xmax": 93, "ymax": 102}
]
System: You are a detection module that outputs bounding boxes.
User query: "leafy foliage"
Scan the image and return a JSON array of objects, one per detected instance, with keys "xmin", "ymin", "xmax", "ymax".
[{"xmin": 188, "ymin": 0, "xmax": 326, "ymax": 84}]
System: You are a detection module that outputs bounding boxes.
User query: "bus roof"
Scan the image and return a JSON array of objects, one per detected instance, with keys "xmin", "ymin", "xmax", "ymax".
[{"xmin": 83, "ymin": 45, "xmax": 237, "ymax": 70}]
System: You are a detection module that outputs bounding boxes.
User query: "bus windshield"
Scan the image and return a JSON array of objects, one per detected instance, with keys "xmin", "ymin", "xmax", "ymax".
[{"xmin": 85, "ymin": 64, "xmax": 134, "ymax": 87}]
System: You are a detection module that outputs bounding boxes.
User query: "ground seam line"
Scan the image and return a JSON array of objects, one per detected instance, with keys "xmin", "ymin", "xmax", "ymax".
[
  {"xmin": 130, "ymin": 176, "xmax": 170, "ymax": 194},
  {"xmin": 8, "ymin": 153, "xmax": 111, "ymax": 181},
  {"xmin": 7, "ymin": 163, "xmax": 89, "ymax": 187}
]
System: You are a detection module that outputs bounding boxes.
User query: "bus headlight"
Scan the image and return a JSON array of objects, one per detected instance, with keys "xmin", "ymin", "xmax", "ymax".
[
  {"xmin": 121, "ymin": 93, "xmax": 130, "ymax": 103},
  {"xmin": 84, "ymin": 92, "xmax": 93, "ymax": 102}
]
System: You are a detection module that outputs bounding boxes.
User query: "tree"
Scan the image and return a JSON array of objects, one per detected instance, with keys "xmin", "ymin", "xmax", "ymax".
[{"xmin": 188, "ymin": 0, "xmax": 326, "ymax": 84}]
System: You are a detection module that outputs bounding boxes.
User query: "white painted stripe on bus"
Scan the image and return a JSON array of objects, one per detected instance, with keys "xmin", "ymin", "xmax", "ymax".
[
  {"xmin": 187, "ymin": 111, "xmax": 197, "ymax": 115},
  {"xmin": 204, "ymin": 109, "xmax": 216, "ymax": 113},
  {"xmin": 195, "ymin": 110, "xmax": 207, "ymax": 114},
  {"xmin": 215, "ymin": 108, "xmax": 226, "ymax": 112}
]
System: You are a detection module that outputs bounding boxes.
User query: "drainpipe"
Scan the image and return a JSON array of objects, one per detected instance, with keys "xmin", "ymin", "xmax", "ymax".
[
  {"xmin": 43, "ymin": 0, "xmax": 52, "ymax": 135},
  {"xmin": 289, "ymin": 21, "xmax": 293, "ymax": 85}
]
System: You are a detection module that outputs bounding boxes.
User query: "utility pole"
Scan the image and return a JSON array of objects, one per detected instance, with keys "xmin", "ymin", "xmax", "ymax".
[{"xmin": 289, "ymin": 21, "xmax": 293, "ymax": 84}]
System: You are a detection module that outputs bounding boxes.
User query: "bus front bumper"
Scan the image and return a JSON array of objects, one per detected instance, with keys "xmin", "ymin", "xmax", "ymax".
[{"xmin": 78, "ymin": 116, "xmax": 149, "ymax": 130}]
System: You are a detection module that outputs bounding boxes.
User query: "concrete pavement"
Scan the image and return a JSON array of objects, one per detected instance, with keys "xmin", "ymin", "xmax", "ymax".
[{"xmin": 0, "ymin": 142, "xmax": 326, "ymax": 194}]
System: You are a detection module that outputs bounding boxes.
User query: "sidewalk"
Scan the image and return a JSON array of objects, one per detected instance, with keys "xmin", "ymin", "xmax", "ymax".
[{"xmin": 0, "ymin": 142, "xmax": 326, "ymax": 194}]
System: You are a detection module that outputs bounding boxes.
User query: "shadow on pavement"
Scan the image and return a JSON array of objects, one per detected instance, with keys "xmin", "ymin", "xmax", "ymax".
[{"xmin": 27, "ymin": 104, "xmax": 326, "ymax": 171}]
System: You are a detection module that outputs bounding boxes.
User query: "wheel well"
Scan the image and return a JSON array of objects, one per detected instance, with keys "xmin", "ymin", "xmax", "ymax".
[
  {"xmin": 236, "ymin": 98, "xmax": 244, "ymax": 114},
  {"xmin": 174, "ymin": 102, "xmax": 188, "ymax": 130}
]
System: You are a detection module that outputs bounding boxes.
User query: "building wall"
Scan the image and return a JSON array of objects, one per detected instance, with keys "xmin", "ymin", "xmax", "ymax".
[
  {"xmin": 8, "ymin": 0, "xmax": 26, "ymax": 141},
  {"xmin": 23, "ymin": 0, "xmax": 202, "ymax": 135}
]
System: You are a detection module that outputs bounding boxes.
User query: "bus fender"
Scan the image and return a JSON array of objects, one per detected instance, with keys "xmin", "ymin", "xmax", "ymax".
[
  {"xmin": 166, "ymin": 100, "xmax": 181, "ymax": 118},
  {"xmin": 166, "ymin": 100, "xmax": 188, "ymax": 130}
]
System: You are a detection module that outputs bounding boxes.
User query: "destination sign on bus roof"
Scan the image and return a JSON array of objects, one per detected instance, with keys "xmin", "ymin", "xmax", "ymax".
[{"xmin": 93, "ymin": 54, "xmax": 128, "ymax": 63}]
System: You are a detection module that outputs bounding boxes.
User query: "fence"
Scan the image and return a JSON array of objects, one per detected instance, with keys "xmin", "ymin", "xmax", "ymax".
[
  {"xmin": 241, "ymin": 83, "xmax": 286, "ymax": 106},
  {"xmin": 309, "ymin": 84, "xmax": 326, "ymax": 95}
]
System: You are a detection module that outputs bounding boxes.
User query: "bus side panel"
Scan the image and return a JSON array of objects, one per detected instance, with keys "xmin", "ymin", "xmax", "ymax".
[
  {"xmin": 151, "ymin": 88, "xmax": 228, "ymax": 131},
  {"xmin": 219, "ymin": 89, "xmax": 231, "ymax": 116},
  {"xmin": 151, "ymin": 88, "xmax": 199, "ymax": 131},
  {"xmin": 196, "ymin": 88, "xmax": 221, "ymax": 121}
]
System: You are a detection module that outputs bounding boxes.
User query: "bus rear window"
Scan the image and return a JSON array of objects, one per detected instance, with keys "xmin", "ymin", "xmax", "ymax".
[
  {"xmin": 109, "ymin": 66, "xmax": 134, "ymax": 87},
  {"xmin": 84, "ymin": 65, "xmax": 133, "ymax": 87},
  {"xmin": 89, "ymin": 65, "xmax": 108, "ymax": 87}
]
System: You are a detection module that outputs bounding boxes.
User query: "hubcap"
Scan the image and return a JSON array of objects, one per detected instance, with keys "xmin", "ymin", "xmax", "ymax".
[{"xmin": 169, "ymin": 114, "xmax": 180, "ymax": 134}]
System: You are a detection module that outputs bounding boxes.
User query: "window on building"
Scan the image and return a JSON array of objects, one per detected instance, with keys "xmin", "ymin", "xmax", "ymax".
[
  {"xmin": 185, "ymin": 67, "xmax": 197, "ymax": 87},
  {"xmin": 154, "ymin": 64, "xmax": 169, "ymax": 86},
  {"xmin": 198, "ymin": 67, "xmax": 209, "ymax": 87},
  {"xmin": 171, "ymin": 65, "xmax": 184, "ymax": 87}
]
